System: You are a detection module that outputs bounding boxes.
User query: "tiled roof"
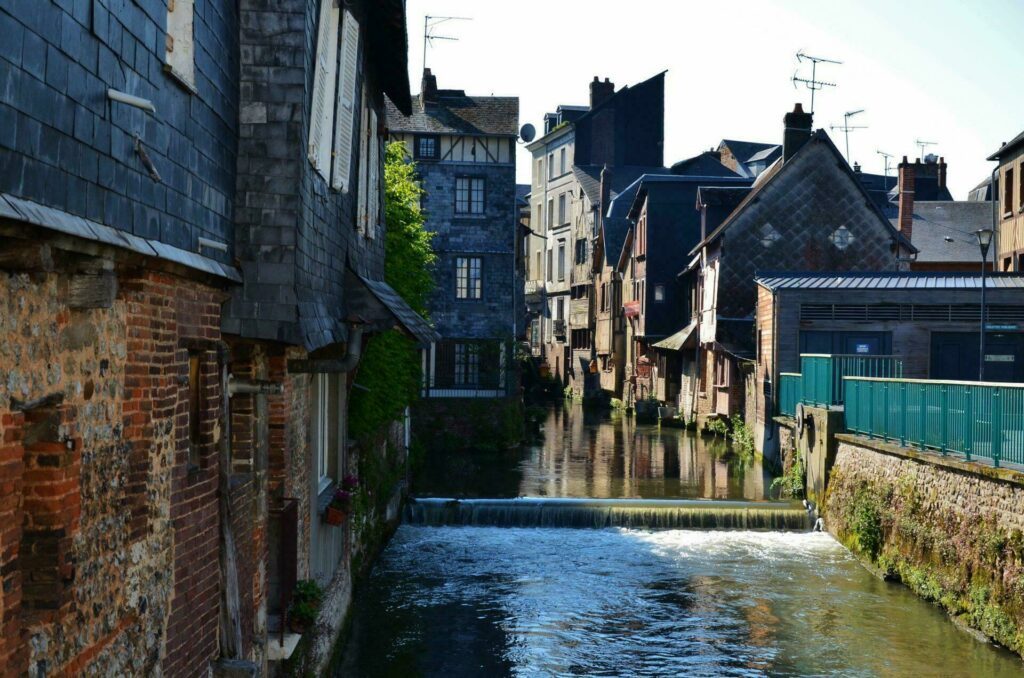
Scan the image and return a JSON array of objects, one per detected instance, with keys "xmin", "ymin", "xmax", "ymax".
[
  {"xmin": 988, "ymin": 129, "xmax": 1024, "ymax": 161},
  {"xmin": 385, "ymin": 92, "xmax": 519, "ymax": 137},
  {"xmin": 719, "ymin": 139, "xmax": 778, "ymax": 163},
  {"xmin": 756, "ymin": 271, "xmax": 1024, "ymax": 291},
  {"xmin": 889, "ymin": 201, "xmax": 994, "ymax": 264}
]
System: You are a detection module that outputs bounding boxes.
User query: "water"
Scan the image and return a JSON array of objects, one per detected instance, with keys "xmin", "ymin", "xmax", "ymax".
[
  {"xmin": 413, "ymin": 405, "xmax": 772, "ymax": 500},
  {"xmin": 339, "ymin": 527, "xmax": 1022, "ymax": 677}
]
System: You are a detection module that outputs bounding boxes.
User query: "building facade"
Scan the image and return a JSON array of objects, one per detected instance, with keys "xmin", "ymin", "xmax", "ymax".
[
  {"xmin": 990, "ymin": 131, "xmax": 1024, "ymax": 271},
  {"xmin": 387, "ymin": 70, "xmax": 520, "ymax": 398},
  {"xmin": 0, "ymin": 1, "xmax": 431, "ymax": 675}
]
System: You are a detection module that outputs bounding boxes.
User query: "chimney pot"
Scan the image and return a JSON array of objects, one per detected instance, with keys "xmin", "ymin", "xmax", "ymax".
[
  {"xmin": 589, "ymin": 77, "xmax": 615, "ymax": 109},
  {"xmin": 897, "ymin": 158, "xmax": 916, "ymax": 243},
  {"xmin": 782, "ymin": 103, "xmax": 813, "ymax": 162},
  {"xmin": 420, "ymin": 68, "xmax": 438, "ymax": 105}
]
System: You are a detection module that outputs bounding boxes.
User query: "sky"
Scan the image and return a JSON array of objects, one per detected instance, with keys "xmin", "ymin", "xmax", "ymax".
[{"xmin": 404, "ymin": 0, "xmax": 1024, "ymax": 198}]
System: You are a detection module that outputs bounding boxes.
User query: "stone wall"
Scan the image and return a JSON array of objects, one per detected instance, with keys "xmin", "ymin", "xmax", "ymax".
[{"xmin": 825, "ymin": 435, "xmax": 1024, "ymax": 656}]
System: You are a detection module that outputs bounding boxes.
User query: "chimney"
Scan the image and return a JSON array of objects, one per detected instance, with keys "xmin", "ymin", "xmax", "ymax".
[
  {"xmin": 590, "ymin": 76, "xmax": 615, "ymax": 109},
  {"xmin": 782, "ymin": 103, "xmax": 813, "ymax": 162},
  {"xmin": 420, "ymin": 68, "xmax": 438, "ymax": 106},
  {"xmin": 937, "ymin": 156, "xmax": 947, "ymax": 189},
  {"xmin": 599, "ymin": 164, "xmax": 613, "ymax": 230},
  {"xmin": 897, "ymin": 156, "xmax": 915, "ymax": 243}
]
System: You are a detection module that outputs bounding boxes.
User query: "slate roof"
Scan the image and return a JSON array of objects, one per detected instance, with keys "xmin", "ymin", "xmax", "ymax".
[
  {"xmin": 516, "ymin": 184, "xmax": 530, "ymax": 207},
  {"xmin": 968, "ymin": 176, "xmax": 994, "ymax": 202},
  {"xmin": 692, "ymin": 130, "xmax": 916, "ymax": 255},
  {"xmin": 988, "ymin": 129, "xmax": 1024, "ymax": 161},
  {"xmin": 367, "ymin": 0, "xmax": 412, "ymax": 113},
  {"xmin": 574, "ymin": 165, "xmax": 670, "ymax": 207},
  {"xmin": 385, "ymin": 92, "xmax": 519, "ymax": 137},
  {"xmin": 358, "ymin": 275, "xmax": 440, "ymax": 343},
  {"xmin": 670, "ymin": 151, "xmax": 740, "ymax": 177},
  {"xmin": 888, "ymin": 201, "xmax": 994, "ymax": 264},
  {"xmin": 696, "ymin": 186, "xmax": 751, "ymax": 209},
  {"xmin": 651, "ymin": 320, "xmax": 697, "ymax": 351},
  {"xmin": 719, "ymin": 139, "xmax": 778, "ymax": 163},
  {"xmin": 886, "ymin": 176, "xmax": 953, "ymax": 202},
  {"xmin": 756, "ymin": 271, "xmax": 1024, "ymax": 291},
  {"xmin": 855, "ymin": 171, "xmax": 897, "ymax": 217},
  {"xmin": 746, "ymin": 145, "xmax": 781, "ymax": 164}
]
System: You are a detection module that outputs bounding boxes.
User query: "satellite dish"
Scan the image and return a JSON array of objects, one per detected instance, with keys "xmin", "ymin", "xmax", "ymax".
[{"xmin": 519, "ymin": 123, "xmax": 536, "ymax": 143}]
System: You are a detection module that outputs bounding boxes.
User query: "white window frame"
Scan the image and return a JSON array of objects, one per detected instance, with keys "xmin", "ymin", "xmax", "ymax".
[
  {"xmin": 456, "ymin": 256, "xmax": 482, "ymax": 299},
  {"xmin": 313, "ymin": 374, "xmax": 332, "ymax": 493},
  {"xmin": 308, "ymin": 0, "xmax": 340, "ymax": 178},
  {"xmin": 165, "ymin": 0, "xmax": 196, "ymax": 90},
  {"xmin": 331, "ymin": 8, "xmax": 360, "ymax": 191}
]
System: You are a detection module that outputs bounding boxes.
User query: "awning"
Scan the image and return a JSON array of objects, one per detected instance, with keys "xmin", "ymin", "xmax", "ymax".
[
  {"xmin": 651, "ymin": 321, "xmax": 698, "ymax": 352},
  {"xmin": 347, "ymin": 272, "xmax": 440, "ymax": 344},
  {"xmin": 623, "ymin": 300, "xmax": 640, "ymax": 318}
]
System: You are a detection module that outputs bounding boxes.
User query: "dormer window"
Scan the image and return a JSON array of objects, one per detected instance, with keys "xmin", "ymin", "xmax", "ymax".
[{"xmin": 416, "ymin": 135, "xmax": 439, "ymax": 160}]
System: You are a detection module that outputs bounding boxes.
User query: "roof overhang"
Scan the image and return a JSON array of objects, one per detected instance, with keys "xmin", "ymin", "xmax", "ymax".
[
  {"xmin": 651, "ymin": 321, "xmax": 698, "ymax": 352},
  {"xmin": 346, "ymin": 271, "xmax": 439, "ymax": 344}
]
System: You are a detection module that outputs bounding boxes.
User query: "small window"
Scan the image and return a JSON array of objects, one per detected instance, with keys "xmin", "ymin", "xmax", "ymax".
[
  {"xmin": 547, "ymin": 198, "xmax": 554, "ymax": 228},
  {"xmin": 558, "ymin": 194, "xmax": 566, "ymax": 224},
  {"xmin": 456, "ymin": 256, "xmax": 482, "ymax": 299},
  {"xmin": 165, "ymin": 0, "xmax": 196, "ymax": 89},
  {"xmin": 547, "ymin": 249, "xmax": 553, "ymax": 282},
  {"xmin": 557, "ymin": 241, "xmax": 566, "ymax": 281},
  {"xmin": 416, "ymin": 135, "xmax": 439, "ymax": 160},
  {"xmin": 556, "ymin": 297, "xmax": 564, "ymax": 321},
  {"xmin": 454, "ymin": 344, "xmax": 481, "ymax": 386},
  {"xmin": 455, "ymin": 177, "xmax": 485, "ymax": 214},
  {"xmin": 548, "ymin": 153, "xmax": 554, "ymax": 179},
  {"xmin": 654, "ymin": 284, "xmax": 665, "ymax": 302},
  {"xmin": 560, "ymin": 147, "xmax": 566, "ymax": 174},
  {"xmin": 575, "ymin": 239, "xmax": 587, "ymax": 264},
  {"xmin": 536, "ymin": 159, "xmax": 543, "ymax": 185},
  {"xmin": 188, "ymin": 352, "xmax": 202, "ymax": 469},
  {"xmin": 1006, "ymin": 167, "xmax": 1015, "ymax": 216},
  {"xmin": 1019, "ymin": 167, "xmax": 1024, "ymax": 212}
]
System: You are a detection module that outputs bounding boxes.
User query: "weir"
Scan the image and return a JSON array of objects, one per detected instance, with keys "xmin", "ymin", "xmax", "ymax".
[{"xmin": 406, "ymin": 497, "xmax": 812, "ymax": 531}]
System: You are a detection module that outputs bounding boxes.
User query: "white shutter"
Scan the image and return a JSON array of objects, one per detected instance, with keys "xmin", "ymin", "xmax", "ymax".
[
  {"xmin": 368, "ymin": 109, "xmax": 379, "ymax": 239},
  {"xmin": 331, "ymin": 10, "xmax": 360, "ymax": 191},
  {"xmin": 356, "ymin": 86, "xmax": 369, "ymax": 234},
  {"xmin": 308, "ymin": 0, "xmax": 339, "ymax": 177}
]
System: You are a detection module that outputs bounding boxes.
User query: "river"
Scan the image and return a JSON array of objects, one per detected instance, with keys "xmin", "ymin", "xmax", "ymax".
[{"xmin": 336, "ymin": 405, "xmax": 1022, "ymax": 676}]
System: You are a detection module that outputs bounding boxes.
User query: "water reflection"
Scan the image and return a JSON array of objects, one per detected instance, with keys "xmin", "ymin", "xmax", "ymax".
[{"xmin": 414, "ymin": 404, "xmax": 771, "ymax": 500}]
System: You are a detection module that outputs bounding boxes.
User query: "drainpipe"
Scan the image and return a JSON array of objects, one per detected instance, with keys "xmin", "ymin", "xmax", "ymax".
[
  {"xmin": 992, "ymin": 166, "xmax": 1000, "ymax": 269},
  {"xmin": 217, "ymin": 344, "xmax": 244, "ymax": 660}
]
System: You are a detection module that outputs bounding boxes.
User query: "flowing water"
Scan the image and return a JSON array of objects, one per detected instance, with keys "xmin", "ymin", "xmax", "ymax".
[{"xmin": 337, "ymin": 406, "xmax": 1023, "ymax": 676}]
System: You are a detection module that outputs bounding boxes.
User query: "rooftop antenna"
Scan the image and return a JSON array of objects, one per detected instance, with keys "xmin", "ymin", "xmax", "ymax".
[
  {"xmin": 914, "ymin": 138, "xmax": 937, "ymax": 161},
  {"xmin": 876, "ymin": 150, "xmax": 894, "ymax": 178},
  {"xmin": 829, "ymin": 109, "xmax": 866, "ymax": 163},
  {"xmin": 423, "ymin": 15, "xmax": 471, "ymax": 71},
  {"xmin": 792, "ymin": 50, "xmax": 841, "ymax": 114}
]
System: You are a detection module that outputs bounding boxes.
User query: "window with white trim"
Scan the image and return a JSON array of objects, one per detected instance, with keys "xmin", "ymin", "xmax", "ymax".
[
  {"xmin": 308, "ymin": 0, "xmax": 340, "ymax": 178},
  {"xmin": 165, "ymin": 0, "xmax": 196, "ymax": 89},
  {"xmin": 415, "ymin": 135, "xmax": 438, "ymax": 160},
  {"xmin": 312, "ymin": 374, "xmax": 343, "ymax": 493},
  {"xmin": 456, "ymin": 256, "xmax": 482, "ymax": 299},
  {"xmin": 331, "ymin": 8, "xmax": 360, "ymax": 191}
]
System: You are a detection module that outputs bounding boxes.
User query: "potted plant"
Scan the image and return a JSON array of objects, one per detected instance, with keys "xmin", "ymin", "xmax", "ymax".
[
  {"xmin": 288, "ymin": 580, "xmax": 323, "ymax": 633},
  {"xmin": 341, "ymin": 474, "xmax": 358, "ymax": 491},
  {"xmin": 324, "ymin": 488, "xmax": 353, "ymax": 525}
]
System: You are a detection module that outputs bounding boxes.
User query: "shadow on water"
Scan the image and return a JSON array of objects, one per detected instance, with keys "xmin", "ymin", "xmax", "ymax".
[{"xmin": 413, "ymin": 404, "xmax": 770, "ymax": 500}]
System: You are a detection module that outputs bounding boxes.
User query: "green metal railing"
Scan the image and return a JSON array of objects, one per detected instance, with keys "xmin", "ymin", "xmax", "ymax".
[
  {"xmin": 800, "ymin": 354, "xmax": 903, "ymax": 408},
  {"xmin": 845, "ymin": 377, "xmax": 1024, "ymax": 468},
  {"xmin": 779, "ymin": 373, "xmax": 800, "ymax": 417}
]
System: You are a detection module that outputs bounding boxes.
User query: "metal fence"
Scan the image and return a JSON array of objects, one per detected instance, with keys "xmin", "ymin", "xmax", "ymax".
[
  {"xmin": 779, "ymin": 373, "xmax": 800, "ymax": 417},
  {"xmin": 800, "ymin": 354, "xmax": 903, "ymax": 408},
  {"xmin": 844, "ymin": 377, "xmax": 1024, "ymax": 468}
]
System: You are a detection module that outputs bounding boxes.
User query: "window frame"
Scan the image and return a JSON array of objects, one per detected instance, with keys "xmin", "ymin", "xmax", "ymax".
[
  {"xmin": 455, "ymin": 176, "xmax": 486, "ymax": 215},
  {"xmin": 165, "ymin": 0, "xmax": 196, "ymax": 91},
  {"xmin": 415, "ymin": 134, "xmax": 439, "ymax": 160},
  {"xmin": 1005, "ymin": 167, "xmax": 1015, "ymax": 217},
  {"xmin": 456, "ymin": 256, "xmax": 483, "ymax": 300},
  {"xmin": 557, "ymin": 240, "xmax": 566, "ymax": 281}
]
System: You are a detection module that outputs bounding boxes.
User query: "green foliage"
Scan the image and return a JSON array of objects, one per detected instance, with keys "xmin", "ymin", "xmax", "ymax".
[
  {"xmin": 610, "ymin": 398, "xmax": 626, "ymax": 411},
  {"xmin": 707, "ymin": 417, "xmax": 729, "ymax": 438},
  {"xmin": 289, "ymin": 579, "xmax": 324, "ymax": 627},
  {"xmin": 729, "ymin": 414, "xmax": 756, "ymax": 459},
  {"xmin": 849, "ymin": 485, "xmax": 884, "ymax": 560},
  {"xmin": 350, "ymin": 143, "xmax": 436, "ymax": 443},
  {"xmin": 770, "ymin": 454, "xmax": 805, "ymax": 499}
]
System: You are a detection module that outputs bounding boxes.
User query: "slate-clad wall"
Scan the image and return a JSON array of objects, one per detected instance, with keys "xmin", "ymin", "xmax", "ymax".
[
  {"xmin": 225, "ymin": 0, "xmax": 386, "ymax": 349},
  {"xmin": 419, "ymin": 161, "xmax": 516, "ymax": 339},
  {"xmin": 0, "ymin": 0, "xmax": 238, "ymax": 266}
]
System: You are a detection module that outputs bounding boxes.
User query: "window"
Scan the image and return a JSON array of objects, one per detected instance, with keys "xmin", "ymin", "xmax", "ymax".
[
  {"xmin": 456, "ymin": 177, "xmax": 485, "ymax": 214},
  {"xmin": 535, "ymin": 251, "xmax": 541, "ymax": 280},
  {"xmin": 415, "ymin": 135, "xmax": 438, "ymax": 160},
  {"xmin": 188, "ymin": 351, "xmax": 202, "ymax": 469},
  {"xmin": 600, "ymin": 283, "xmax": 607, "ymax": 312},
  {"xmin": 830, "ymin": 225, "xmax": 854, "ymax": 250},
  {"xmin": 454, "ymin": 344, "xmax": 480, "ymax": 386},
  {"xmin": 560, "ymin": 147, "xmax": 566, "ymax": 175},
  {"xmin": 356, "ymin": 87, "xmax": 379, "ymax": 238},
  {"xmin": 575, "ymin": 239, "xmax": 587, "ymax": 264},
  {"xmin": 534, "ymin": 204, "xmax": 541, "ymax": 230},
  {"xmin": 331, "ymin": 9, "xmax": 360, "ymax": 191},
  {"xmin": 547, "ymin": 249, "xmax": 553, "ymax": 282},
  {"xmin": 547, "ymin": 198, "xmax": 554, "ymax": 228},
  {"xmin": 558, "ymin": 193, "xmax": 567, "ymax": 224},
  {"xmin": 571, "ymin": 329, "xmax": 591, "ymax": 350},
  {"xmin": 308, "ymin": 0, "xmax": 340, "ymax": 177},
  {"xmin": 536, "ymin": 158, "xmax": 543, "ymax": 185},
  {"xmin": 548, "ymin": 153, "xmax": 554, "ymax": 179},
  {"xmin": 313, "ymin": 374, "xmax": 342, "ymax": 493},
  {"xmin": 456, "ymin": 256, "xmax": 482, "ymax": 299},
  {"xmin": 165, "ymin": 0, "xmax": 196, "ymax": 89},
  {"xmin": 1006, "ymin": 168, "xmax": 1015, "ymax": 216},
  {"xmin": 557, "ymin": 241, "xmax": 566, "ymax": 281},
  {"xmin": 654, "ymin": 284, "xmax": 665, "ymax": 302},
  {"xmin": 1019, "ymin": 167, "xmax": 1024, "ymax": 213},
  {"xmin": 556, "ymin": 297, "xmax": 564, "ymax": 321}
]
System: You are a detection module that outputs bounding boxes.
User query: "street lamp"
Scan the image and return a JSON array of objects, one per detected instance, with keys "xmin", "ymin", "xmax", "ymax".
[{"xmin": 976, "ymin": 228, "xmax": 994, "ymax": 381}]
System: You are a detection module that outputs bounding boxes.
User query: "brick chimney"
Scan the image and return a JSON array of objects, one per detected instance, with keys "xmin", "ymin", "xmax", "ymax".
[
  {"xmin": 782, "ymin": 103, "xmax": 813, "ymax": 162},
  {"xmin": 599, "ymin": 164, "xmax": 612, "ymax": 230},
  {"xmin": 590, "ymin": 77, "xmax": 614, "ymax": 109},
  {"xmin": 937, "ymin": 156, "xmax": 947, "ymax": 189},
  {"xmin": 897, "ymin": 156, "xmax": 915, "ymax": 243},
  {"xmin": 420, "ymin": 68, "xmax": 438, "ymax": 106}
]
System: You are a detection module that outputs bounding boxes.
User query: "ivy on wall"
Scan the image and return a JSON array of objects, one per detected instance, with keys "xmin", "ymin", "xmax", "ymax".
[{"xmin": 349, "ymin": 143, "xmax": 436, "ymax": 442}]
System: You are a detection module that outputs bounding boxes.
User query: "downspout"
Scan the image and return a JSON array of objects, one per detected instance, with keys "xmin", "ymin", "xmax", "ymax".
[
  {"xmin": 992, "ymin": 165, "xmax": 1000, "ymax": 270},
  {"xmin": 768, "ymin": 285, "xmax": 779, "ymax": 441}
]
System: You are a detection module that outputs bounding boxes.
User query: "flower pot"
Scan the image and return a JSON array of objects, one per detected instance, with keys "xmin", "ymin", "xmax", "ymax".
[{"xmin": 324, "ymin": 506, "xmax": 346, "ymax": 525}]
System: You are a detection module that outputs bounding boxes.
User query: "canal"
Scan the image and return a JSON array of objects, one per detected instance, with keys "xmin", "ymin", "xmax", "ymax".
[{"xmin": 337, "ymin": 406, "xmax": 1022, "ymax": 676}]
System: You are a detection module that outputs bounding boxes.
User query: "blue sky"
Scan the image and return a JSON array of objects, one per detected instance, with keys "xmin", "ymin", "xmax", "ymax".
[{"xmin": 405, "ymin": 0, "xmax": 1024, "ymax": 197}]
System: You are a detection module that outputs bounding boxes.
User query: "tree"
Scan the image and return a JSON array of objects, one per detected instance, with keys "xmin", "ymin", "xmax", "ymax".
[{"xmin": 349, "ymin": 143, "xmax": 436, "ymax": 441}]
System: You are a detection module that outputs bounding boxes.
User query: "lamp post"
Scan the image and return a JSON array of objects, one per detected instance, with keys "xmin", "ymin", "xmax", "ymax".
[{"xmin": 976, "ymin": 228, "xmax": 994, "ymax": 381}]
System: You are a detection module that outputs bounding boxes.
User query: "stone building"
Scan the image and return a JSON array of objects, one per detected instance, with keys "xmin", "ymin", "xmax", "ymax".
[
  {"xmin": 989, "ymin": 129, "xmax": 1024, "ymax": 271},
  {"xmin": 385, "ymin": 70, "xmax": 520, "ymax": 398},
  {"xmin": 0, "ymin": 0, "xmax": 431, "ymax": 675}
]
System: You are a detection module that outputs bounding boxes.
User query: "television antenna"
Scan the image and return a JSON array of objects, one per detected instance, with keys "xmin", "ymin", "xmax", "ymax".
[
  {"xmin": 792, "ymin": 51, "xmax": 841, "ymax": 114},
  {"xmin": 876, "ymin": 150, "xmax": 894, "ymax": 177},
  {"xmin": 828, "ymin": 109, "xmax": 866, "ymax": 163},
  {"xmin": 423, "ymin": 16, "xmax": 471, "ymax": 70},
  {"xmin": 914, "ymin": 138, "xmax": 937, "ymax": 160}
]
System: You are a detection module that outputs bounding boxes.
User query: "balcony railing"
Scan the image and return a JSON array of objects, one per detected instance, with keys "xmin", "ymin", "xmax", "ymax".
[
  {"xmin": 524, "ymin": 280, "xmax": 544, "ymax": 295},
  {"xmin": 776, "ymin": 354, "xmax": 903, "ymax": 416},
  {"xmin": 779, "ymin": 373, "xmax": 800, "ymax": 417},
  {"xmin": 845, "ymin": 377, "xmax": 1024, "ymax": 468}
]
